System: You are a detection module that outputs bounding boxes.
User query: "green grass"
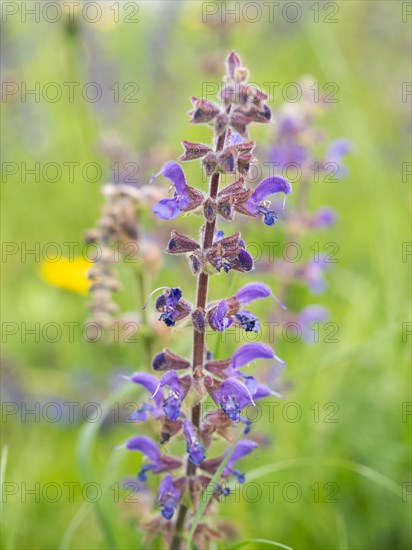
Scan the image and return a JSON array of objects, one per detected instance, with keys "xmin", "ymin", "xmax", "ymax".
[{"xmin": 1, "ymin": 2, "xmax": 411, "ymax": 549}]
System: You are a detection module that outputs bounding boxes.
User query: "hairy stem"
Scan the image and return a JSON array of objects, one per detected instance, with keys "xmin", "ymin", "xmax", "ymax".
[{"xmin": 169, "ymin": 130, "xmax": 227, "ymax": 550}]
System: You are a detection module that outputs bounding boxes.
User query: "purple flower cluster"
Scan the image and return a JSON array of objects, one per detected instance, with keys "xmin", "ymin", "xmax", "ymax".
[
  {"xmin": 260, "ymin": 78, "xmax": 352, "ymax": 341},
  {"xmin": 120, "ymin": 52, "xmax": 291, "ymax": 547},
  {"xmin": 268, "ymin": 78, "xmax": 352, "ymax": 182},
  {"xmin": 152, "ymin": 160, "xmax": 291, "ymax": 228}
]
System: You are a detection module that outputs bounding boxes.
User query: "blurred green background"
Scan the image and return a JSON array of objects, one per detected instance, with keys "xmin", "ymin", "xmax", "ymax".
[{"xmin": 1, "ymin": 1, "xmax": 411, "ymax": 549}]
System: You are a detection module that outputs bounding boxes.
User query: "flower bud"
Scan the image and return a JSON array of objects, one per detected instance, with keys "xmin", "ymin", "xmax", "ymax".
[
  {"xmin": 179, "ymin": 140, "xmax": 212, "ymax": 161},
  {"xmin": 189, "ymin": 97, "xmax": 220, "ymax": 124},
  {"xmin": 166, "ymin": 230, "xmax": 200, "ymax": 255},
  {"xmin": 192, "ymin": 307, "xmax": 206, "ymax": 333},
  {"xmin": 152, "ymin": 349, "xmax": 191, "ymax": 371},
  {"xmin": 202, "ymin": 153, "xmax": 218, "ymax": 176},
  {"xmin": 229, "ymin": 109, "xmax": 252, "ymax": 137},
  {"xmin": 189, "ymin": 252, "xmax": 204, "ymax": 275},
  {"xmin": 203, "ymin": 198, "xmax": 217, "ymax": 223}
]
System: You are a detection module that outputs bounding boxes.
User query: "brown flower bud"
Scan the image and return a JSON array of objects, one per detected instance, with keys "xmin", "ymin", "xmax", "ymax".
[
  {"xmin": 249, "ymin": 103, "xmax": 272, "ymax": 123},
  {"xmin": 217, "ymin": 201, "xmax": 234, "ymax": 221},
  {"xmin": 202, "ymin": 152, "xmax": 218, "ymax": 176},
  {"xmin": 160, "ymin": 417, "xmax": 183, "ymax": 444},
  {"xmin": 179, "ymin": 140, "xmax": 212, "ymax": 161},
  {"xmin": 203, "ymin": 198, "xmax": 217, "ymax": 223},
  {"xmin": 189, "ymin": 251, "xmax": 204, "ymax": 275},
  {"xmin": 152, "ymin": 348, "xmax": 191, "ymax": 371},
  {"xmin": 236, "ymin": 140, "xmax": 255, "ymax": 154},
  {"xmin": 217, "ymin": 148, "xmax": 236, "ymax": 173},
  {"xmin": 204, "ymin": 357, "xmax": 232, "ymax": 378},
  {"xmin": 166, "ymin": 230, "xmax": 200, "ymax": 255},
  {"xmin": 237, "ymin": 153, "xmax": 253, "ymax": 176},
  {"xmin": 226, "ymin": 51, "xmax": 241, "ymax": 79},
  {"xmin": 192, "ymin": 307, "xmax": 206, "ymax": 333},
  {"xmin": 189, "ymin": 97, "xmax": 220, "ymax": 124}
]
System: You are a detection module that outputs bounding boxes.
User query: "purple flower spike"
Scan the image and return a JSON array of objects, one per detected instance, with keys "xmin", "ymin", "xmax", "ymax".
[
  {"xmin": 206, "ymin": 377, "xmax": 255, "ymax": 421},
  {"xmin": 183, "ymin": 420, "xmax": 206, "ymax": 465},
  {"xmin": 222, "ymin": 440, "xmax": 258, "ymax": 483},
  {"xmin": 152, "ymin": 161, "xmax": 204, "ymax": 220},
  {"xmin": 125, "ymin": 435, "xmax": 181, "ymax": 481},
  {"xmin": 152, "ymin": 371, "xmax": 191, "ymax": 421},
  {"xmin": 157, "ymin": 475, "xmax": 185, "ymax": 520},
  {"xmin": 240, "ymin": 176, "xmax": 292, "ymax": 226},
  {"xmin": 209, "ymin": 300, "xmax": 233, "ymax": 332},
  {"xmin": 231, "ymin": 343, "xmax": 285, "ymax": 371}
]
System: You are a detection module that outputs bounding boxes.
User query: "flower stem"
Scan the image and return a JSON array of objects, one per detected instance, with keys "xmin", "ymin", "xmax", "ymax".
[{"xmin": 169, "ymin": 130, "xmax": 227, "ymax": 550}]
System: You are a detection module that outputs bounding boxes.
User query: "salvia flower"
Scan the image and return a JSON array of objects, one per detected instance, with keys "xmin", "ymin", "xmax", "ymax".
[
  {"xmin": 183, "ymin": 419, "xmax": 206, "ymax": 465},
  {"xmin": 124, "ymin": 435, "xmax": 181, "ymax": 481},
  {"xmin": 151, "ymin": 161, "xmax": 204, "ymax": 220},
  {"xmin": 230, "ymin": 282, "xmax": 277, "ymax": 330},
  {"xmin": 231, "ymin": 343, "xmax": 286, "ymax": 371},
  {"xmin": 151, "ymin": 371, "xmax": 191, "ymax": 420},
  {"xmin": 206, "ymin": 282, "xmax": 281, "ymax": 333},
  {"xmin": 119, "ymin": 52, "xmax": 296, "ymax": 545},
  {"xmin": 238, "ymin": 176, "xmax": 292, "ymax": 226},
  {"xmin": 204, "ymin": 377, "xmax": 256, "ymax": 421},
  {"xmin": 155, "ymin": 287, "xmax": 191, "ymax": 327},
  {"xmin": 208, "ymin": 300, "xmax": 233, "ymax": 332},
  {"xmin": 126, "ymin": 372, "xmax": 164, "ymax": 420},
  {"xmin": 157, "ymin": 475, "xmax": 185, "ymax": 519}
]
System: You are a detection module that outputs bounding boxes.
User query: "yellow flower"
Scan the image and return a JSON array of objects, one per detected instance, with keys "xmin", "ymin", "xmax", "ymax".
[{"xmin": 40, "ymin": 256, "xmax": 92, "ymax": 295}]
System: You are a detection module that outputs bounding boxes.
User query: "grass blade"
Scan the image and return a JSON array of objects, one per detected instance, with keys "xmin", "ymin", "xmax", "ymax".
[
  {"xmin": 239, "ymin": 456, "xmax": 403, "ymax": 498},
  {"xmin": 228, "ymin": 538, "xmax": 294, "ymax": 550},
  {"xmin": 0, "ymin": 446, "xmax": 9, "ymax": 520},
  {"xmin": 59, "ymin": 381, "xmax": 136, "ymax": 549}
]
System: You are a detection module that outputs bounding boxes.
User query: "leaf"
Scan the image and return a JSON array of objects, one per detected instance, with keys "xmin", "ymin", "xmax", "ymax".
[{"xmin": 186, "ymin": 435, "xmax": 242, "ymax": 550}]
